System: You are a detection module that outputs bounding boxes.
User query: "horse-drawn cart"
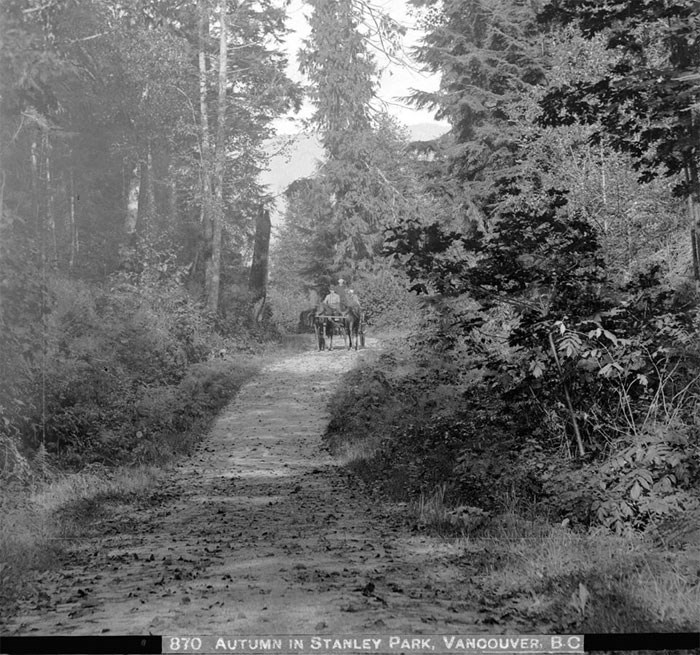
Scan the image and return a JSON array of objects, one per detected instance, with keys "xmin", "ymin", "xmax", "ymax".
[{"xmin": 313, "ymin": 308, "xmax": 366, "ymax": 351}]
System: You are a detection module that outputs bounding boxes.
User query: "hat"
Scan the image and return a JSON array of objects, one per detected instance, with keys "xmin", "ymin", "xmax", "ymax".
[{"xmin": 337, "ymin": 278, "xmax": 345, "ymax": 284}]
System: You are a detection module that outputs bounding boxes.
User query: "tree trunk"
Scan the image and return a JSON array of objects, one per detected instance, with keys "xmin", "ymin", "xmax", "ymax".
[
  {"xmin": 207, "ymin": 0, "xmax": 228, "ymax": 313},
  {"xmin": 44, "ymin": 133, "xmax": 58, "ymax": 270},
  {"xmin": 168, "ymin": 175, "xmax": 177, "ymax": 225},
  {"xmin": 688, "ymin": 167, "xmax": 700, "ymax": 291},
  {"xmin": 249, "ymin": 205, "xmax": 271, "ymax": 294},
  {"xmin": 687, "ymin": 106, "xmax": 700, "ymax": 295},
  {"xmin": 197, "ymin": 0, "xmax": 214, "ymax": 291},
  {"xmin": 0, "ymin": 138, "xmax": 5, "ymax": 232},
  {"xmin": 31, "ymin": 134, "xmax": 39, "ymax": 238}
]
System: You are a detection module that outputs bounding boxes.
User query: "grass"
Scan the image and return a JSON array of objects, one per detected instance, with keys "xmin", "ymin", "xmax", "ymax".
[
  {"xmin": 153, "ymin": 354, "xmax": 262, "ymax": 460},
  {"xmin": 1, "ymin": 351, "xmax": 262, "ymax": 606},
  {"xmin": 333, "ymin": 438, "xmax": 383, "ymax": 468},
  {"xmin": 0, "ymin": 493, "xmax": 55, "ymax": 596},
  {"xmin": 407, "ymin": 482, "xmax": 700, "ymax": 631},
  {"xmin": 404, "ymin": 485, "xmax": 700, "ymax": 632},
  {"xmin": 31, "ymin": 465, "xmax": 159, "ymax": 513},
  {"xmin": 470, "ymin": 518, "xmax": 700, "ymax": 632},
  {"xmin": 0, "ymin": 465, "xmax": 161, "ymax": 604}
]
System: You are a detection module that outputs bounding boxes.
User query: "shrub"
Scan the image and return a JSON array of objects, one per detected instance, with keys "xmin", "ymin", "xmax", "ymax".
[
  {"xmin": 349, "ymin": 267, "xmax": 421, "ymax": 329},
  {"xmin": 267, "ymin": 285, "xmax": 313, "ymax": 334},
  {"xmin": 0, "ymin": 273, "xmax": 260, "ymax": 471}
]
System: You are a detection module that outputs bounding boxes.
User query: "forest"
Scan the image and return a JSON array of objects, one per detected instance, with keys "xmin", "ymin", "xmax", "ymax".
[{"xmin": 2, "ymin": 0, "xmax": 700, "ymax": 637}]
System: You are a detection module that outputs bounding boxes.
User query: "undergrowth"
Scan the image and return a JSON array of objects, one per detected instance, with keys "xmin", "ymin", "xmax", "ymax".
[
  {"xmin": 324, "ymin": 322, "xmax": 700, "ymax": 631},
  {"xmin": 1, "ymin": 276, "xmax": 263, "ymax": 472},
  {"xmin": 0, "ymin": 274, "xmax": 267, "ymax": 603}
]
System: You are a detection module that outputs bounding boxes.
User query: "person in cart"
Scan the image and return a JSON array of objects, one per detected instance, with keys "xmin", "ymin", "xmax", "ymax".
[
  {"xmin": 323, "ymin": 284, "xmax": 341, "ymax": 312},
  {"xmin": 335, "ymin": 278, "xmax": 348, "ymax": 306},
  {"xmin": 346, "ymin": 288, "xmax": 360, "ymax": 308}
]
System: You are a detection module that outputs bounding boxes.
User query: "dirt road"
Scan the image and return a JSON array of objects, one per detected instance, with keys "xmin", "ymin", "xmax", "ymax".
[{"xmin": 4, "ymin": 343, "xmax": 492, "ymax": 636}]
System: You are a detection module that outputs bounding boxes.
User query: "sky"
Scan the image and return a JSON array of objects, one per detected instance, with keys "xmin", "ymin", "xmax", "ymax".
[{"xmin": 273, "ymin": 0, "xmax": 449, "ymax": 133}]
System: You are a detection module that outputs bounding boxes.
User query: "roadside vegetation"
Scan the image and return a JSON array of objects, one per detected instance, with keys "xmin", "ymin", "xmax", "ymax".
[
  {"xmin": 0, "ymin": 0, "xmax": 300, "ymax": 607},
  {"xmin": 314, "ymin": 0, "xmax": 700, "ymax": 635},
  {"xmin": 325, "ymin": 318, "xmax": 700, "ymax": 633},
  {"xmin": 0, "ymin": 271, "xmax": 268, "ymax": 603}
]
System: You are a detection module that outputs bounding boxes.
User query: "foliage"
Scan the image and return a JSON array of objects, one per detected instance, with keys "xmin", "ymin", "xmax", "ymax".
[
  {"xmin": 272, "ymin": 175, "xmax": 337, "ymax": 287},
  {"xmin": 538, "ymin": 0, "xmax": 700, "ymax": 193},
  {"xmin": 347, "ymin": 266, "xmax": 421, "ymax": 329},
  {"xmin": 409, "ymin": 0, "xmax": 547, "ymax": 193},
  {"xmin": 283, "ymin": 0, "xmax": 425, "ymax": 286},
  {"xmin": 548, "ymin": 428, "xmax": 700, "ymax": 535},
  {"xmin": 271, "ymin": 119, "xmax": 431, "ymax": 313},
  {"xmin": 324, "ymin": 324, "xmax": 485, "ymax": 501},
  {"xmin": 0, "ymin": 275, "xmax": 261, "ymax": 472},
  {"xmin": 0, "ymin": 0, "xmax": 295, "ymax": 478},
  {"xmin": 0, "ymin": 0, "xmax": 299, "ymax": 301},
  {"xmin": 383, "ymin": 167, "xmax": 700, "ymax": 532},
  {"xmin": 266, "ymin": 284, "xmax": 313, "ymax": 334},
  {"xmin": 298, "ymin": 0, "xmax": 379, "ymax": 158}
]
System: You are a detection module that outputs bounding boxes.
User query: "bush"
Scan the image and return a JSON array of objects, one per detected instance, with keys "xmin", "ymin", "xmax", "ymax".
[
  {"xmin": 1, "ymin": 275, "xmax": 259, "ymax": 471},
  {"xmin": 324, "ymin": 283, "xmax": 700, "ymax": 535},
  {"xmin": 267, "ymin": 285, "xmax": 313, "ymax": 334},
  {"xmin": 349, "ymin": 267, "xmax": 421, "ymax": 329},
  {"xmin": 324, "ymin": 345, "xmax": 480, "ymax": 502}
]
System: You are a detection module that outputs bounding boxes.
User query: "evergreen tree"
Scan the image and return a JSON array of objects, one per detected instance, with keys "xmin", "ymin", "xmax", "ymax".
[
  {"xmin": 295, "ymin": 0, "xmax": 411, "ymax": 276},
  {"xmin": 298, "ymin": 0, "xmax": 377, "ymax": 159},
  {"xmin": 410, "ymin": 0, "xmax": 546, "ymax": 192}
]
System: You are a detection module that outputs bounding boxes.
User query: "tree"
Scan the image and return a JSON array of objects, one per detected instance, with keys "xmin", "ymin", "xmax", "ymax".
[
  {"xmin": 409, "ymin": 0, "xmax": 546, "ymax": 193},
  {"xmin": 193, "ymin": 0, "xmax": 300, "ymax": 312},
  {"xmin": 272, "ymin": 176, "xmax": 338, "ymax": 290},
  {"xmin": 208, "ymin": 0, "xmax": 228, "ymax": 313},
  {"xmin": 299, "ymin": 0, "xmax": 377, "ymax": 158},
  {"xmin": 248, "ymin": 204, "xmax": 271, "ymax": 322},
  {"xmin": 293, "ymin": 0, "xmax": 416, "ymax": 277},
  {"xmin": 538, "ymin": 0, "xmax": 700, "ymax": 288}
]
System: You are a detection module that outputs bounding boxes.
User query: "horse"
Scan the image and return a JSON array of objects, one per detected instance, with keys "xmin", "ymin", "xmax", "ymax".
[
  {"xmin": 313, "ymin": 302, "xmax": 340, "ymax": 351},
  {"xmin": 341, "ymin": 303, "xmax": 362, "ymax": 350},
  {"xmin": 298, "ymin": 308, "xmax": 316, "ymax": 333}
]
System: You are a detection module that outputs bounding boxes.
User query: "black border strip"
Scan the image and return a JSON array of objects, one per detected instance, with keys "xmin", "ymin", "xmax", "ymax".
[
  {"xmin": 0, "ymin": 636, "xmax": 162, "ymax": 654},
  {"xmin": 584, "ymin": 633, "xmax": 700, "ymax": 652}
]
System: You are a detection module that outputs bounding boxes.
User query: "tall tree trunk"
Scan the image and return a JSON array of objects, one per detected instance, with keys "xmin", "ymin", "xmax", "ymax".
[
  {"xmin": 197, "ymin": 0, "xmax": 214, "ymax": 290},
  {"xmin": 687, "ymin": 107, "xmax": 700, "ymax": 295},
  {"xmin": 249, "ymin": 205, "xmax": 271, "ymax": 323},
  {"xmin": 168, "ymin": 173, "xmax": 177, "ymax": 224},
  {"xmin": 44, "ymin": 132, "xmax": 58, "ymax": 270},
  {"xmin": 0, "ymin": 151, "xmax": 5, "ymax": 324},
  {"xmin": 688, "ymin": 162, "xmax": 700, "ymax": 291},
  {"xmin": 207, "ymin": 0, "xmax": 228, "ymax": 313},
  {"xmin": 0, "ymin": 139, "xmax": 5, "ymax": 232},
  {"xmin": 31, "ymin": 134, "xmax": 39, "ymax": 238}
]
